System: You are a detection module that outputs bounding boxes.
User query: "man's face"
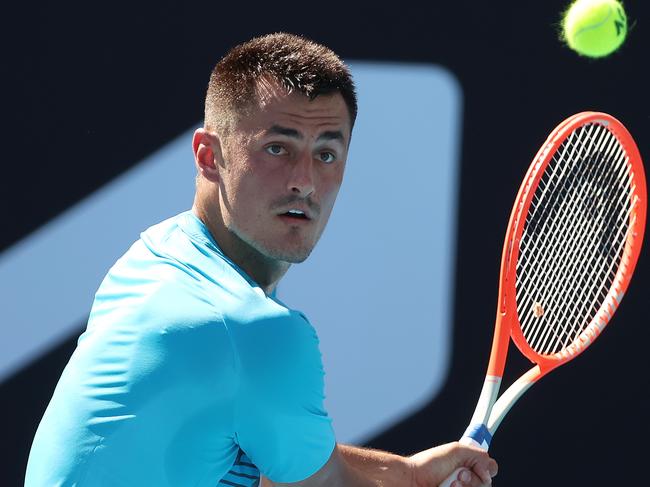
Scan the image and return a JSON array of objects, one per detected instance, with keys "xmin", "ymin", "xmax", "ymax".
[{"xmin": 216, "ymin": 84, "xmax": 351, "ymax": 264}]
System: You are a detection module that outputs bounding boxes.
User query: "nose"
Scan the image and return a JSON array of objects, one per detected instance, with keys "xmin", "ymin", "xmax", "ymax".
[{"xmin": 288, "ymin": 151, "xmax": 315, "ymax": 197}]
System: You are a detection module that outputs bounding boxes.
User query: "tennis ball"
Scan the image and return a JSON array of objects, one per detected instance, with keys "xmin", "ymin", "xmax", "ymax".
[{"xmin": 562, "ymin": 0, "xmax": 627, "ymax": 58}]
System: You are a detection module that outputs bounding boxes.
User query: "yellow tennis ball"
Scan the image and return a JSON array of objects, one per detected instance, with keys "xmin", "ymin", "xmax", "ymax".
[{"xmin": 562, "ymin": 0, "xmax": 628, "ymax": 58}]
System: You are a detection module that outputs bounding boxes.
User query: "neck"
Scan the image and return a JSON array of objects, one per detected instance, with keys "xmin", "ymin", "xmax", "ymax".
[{"xmin": 192, "ymin": 199, "xmax": 290, "ymax": 295}]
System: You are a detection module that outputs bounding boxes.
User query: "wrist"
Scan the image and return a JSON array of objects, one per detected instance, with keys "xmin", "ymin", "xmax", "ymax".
[
  {"xmin": 338, "ymin": 444, "xmax": 415, "ymax": 486},
  {"xmin": 405, "ymin": 454, "xmax": 418, "ymax": 487}
]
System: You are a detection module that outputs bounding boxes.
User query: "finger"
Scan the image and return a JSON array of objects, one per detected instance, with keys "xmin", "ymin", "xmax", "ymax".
[
  {"xmin": 476, "ymin": 458, "xmax": 498, "ymax": 484},
  {"xmin": 457, "ymin": 468, "xmax": 493, "ymax": 487},
  {"xmin": 475, "ymin": 462, "xmax": 500, "ymax": 486},
  {"xmin": 449, "ymin": 468, "xmax": 474, "ymax": 487},
  {"xmin": 474, "ymin": 467, "xmax": 492, "ymax": 485},
  {"xmin": 489, "ymin": 459, "xmax": 498, "ymax": 478},
  {"xmin": 459, "ymin": 469, "xmax": 472, "ymax": 484},
  {"xmin": 470, "ymin": 455, "xmax": 498, "ymax": 484}
]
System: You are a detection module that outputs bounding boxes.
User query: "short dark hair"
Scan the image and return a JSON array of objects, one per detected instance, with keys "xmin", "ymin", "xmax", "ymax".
[{"xmin": 205, "ymin": 32, "xmax": 357, "ymax": 134}]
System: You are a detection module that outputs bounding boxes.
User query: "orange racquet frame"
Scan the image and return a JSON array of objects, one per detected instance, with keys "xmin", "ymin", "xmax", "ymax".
[{"xmin": 439, "ymin": 111, "xmax": 646, "ymax": 487}]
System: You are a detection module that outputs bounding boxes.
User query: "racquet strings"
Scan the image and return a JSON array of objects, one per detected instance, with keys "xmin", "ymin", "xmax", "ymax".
[{"xmin": 515, "ymin": 122, "xmax": 636, "ymax": 356}]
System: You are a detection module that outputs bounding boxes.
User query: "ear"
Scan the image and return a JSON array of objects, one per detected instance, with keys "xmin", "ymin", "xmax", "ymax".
[{"xmin": 193, "ymin": 128, "xmax": 223, "ymax": 183}]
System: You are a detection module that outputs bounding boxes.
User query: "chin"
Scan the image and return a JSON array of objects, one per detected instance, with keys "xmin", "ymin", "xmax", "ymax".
[
  {"xmin": 258, "ymin": 240, "xmax": 315, "ymax": 264},
  {"xmin": 283, "ymin": 253, "xmax": 310, "ymax": 264},
  {"xmin": 256, "ymin": 232, "xmax": 319, "ymax": 264},
  {"xmin": 269, "ymin": 247, "xmax": 312, "ymax": 264}
]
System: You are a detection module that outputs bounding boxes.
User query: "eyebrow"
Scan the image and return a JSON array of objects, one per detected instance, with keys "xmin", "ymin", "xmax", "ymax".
[{"xmin": 266, "ymin": 124, "xmax": 345, "ymax": 143}]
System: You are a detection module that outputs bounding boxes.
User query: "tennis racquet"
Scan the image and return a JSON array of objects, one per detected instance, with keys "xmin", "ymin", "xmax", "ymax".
[{"xmin": 440, "ymin": 111, "xmax": 646, "ymax": 487}]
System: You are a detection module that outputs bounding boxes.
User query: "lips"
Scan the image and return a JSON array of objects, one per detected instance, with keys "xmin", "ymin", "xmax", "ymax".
[
  {"xmin": 282, "ymin": 209, "xmax": 309, "ymax": 220},
  {"xmin": 276, "ymin": 205, "xmax": 315, "ymax": 220},
  {"xmin": 279, "ymin": 210, "xmax": 311, "ymax": 222},
  {"xmin": 273, "ymin": 198, "xmax": 320, "ymax": 223}
]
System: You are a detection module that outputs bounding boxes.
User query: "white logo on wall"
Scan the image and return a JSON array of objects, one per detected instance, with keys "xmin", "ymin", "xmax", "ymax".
[{"xmin": 0, "ymin": 62, "xmax": 463, "ymax": 443}]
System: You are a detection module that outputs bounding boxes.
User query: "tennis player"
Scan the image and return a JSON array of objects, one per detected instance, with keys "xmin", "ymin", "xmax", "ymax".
[{"xmin": 25, "ymin": 33, "xmax": 497, "ymax": 487}]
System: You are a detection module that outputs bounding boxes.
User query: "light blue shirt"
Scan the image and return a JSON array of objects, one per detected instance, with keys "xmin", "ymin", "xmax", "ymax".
[{"xmin": 25, "ymin": 211, "xmax": 336, "ymax": 486}]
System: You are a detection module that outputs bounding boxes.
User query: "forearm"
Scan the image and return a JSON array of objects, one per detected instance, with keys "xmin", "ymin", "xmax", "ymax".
[
  {"xmin": 260, "ymin": 442, "xmax": 494, "ymax": 486},
  {"xmin": 338, "ymin": 444, "xmax": 413, "ymax": 487}
]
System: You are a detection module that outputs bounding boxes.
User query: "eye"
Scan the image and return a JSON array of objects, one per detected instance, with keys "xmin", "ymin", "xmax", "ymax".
[
  {"xmin": 265, "ymin": 144, "xmax": 287, "ymax": 156},
  {"xmin": 319, "ymin": 151, "xmax": 336, "ymax": 164}
]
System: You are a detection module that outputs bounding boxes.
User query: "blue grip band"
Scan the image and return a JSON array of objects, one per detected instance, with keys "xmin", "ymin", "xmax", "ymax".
[{"xmin": 463, "ymin": 424, "xmax": 492, "ymax": 449}]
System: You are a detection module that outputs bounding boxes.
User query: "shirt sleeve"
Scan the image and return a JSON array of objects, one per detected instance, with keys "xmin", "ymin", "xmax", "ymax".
[{"xmin": 231, "ymin": 310, "xmax": 336, "ymax": 483}]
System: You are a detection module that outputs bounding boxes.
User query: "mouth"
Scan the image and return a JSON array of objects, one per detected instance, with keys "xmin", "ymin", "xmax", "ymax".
[{"xmin": 278, "ymin": 209, "xmax": 313, "ymax": 223}]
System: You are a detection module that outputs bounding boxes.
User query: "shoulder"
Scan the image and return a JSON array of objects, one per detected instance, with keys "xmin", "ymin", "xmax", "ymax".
[
  {"xmin": 228, "ymin": 301, "xmax": 325, "ymax": 402},
  {"xmin": 229, "ymin": 301, "xmax": 320, "ymax": 358},
  {"xmin": 84, "ymin": 212, "xmax": 239, "ymax": 366},
  {"xmin": 92, "ymin": 212, "xmax": 244, "ymax": 329}
]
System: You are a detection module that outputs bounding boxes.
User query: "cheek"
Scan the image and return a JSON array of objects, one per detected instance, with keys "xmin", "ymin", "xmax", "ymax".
[
  {"xmin": 221, "ymin": 148, "xmax": 257, "ymax": 197},
  {"xmin": 320, "ymin": 170, "xmax": 344, "ymax": 207},
  {"xmin": 229, "ymin": 177, "xmax": 262, "ymax": 217},
  {"xmin": 227, "ymin": 168, "xmax": 273, "ymax": 225}
]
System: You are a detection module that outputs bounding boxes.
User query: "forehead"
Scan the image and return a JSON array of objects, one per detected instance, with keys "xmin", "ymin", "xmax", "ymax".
[{"xmin": 239, "ymin": 79, "xmax": 352, "ymax": 139}]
